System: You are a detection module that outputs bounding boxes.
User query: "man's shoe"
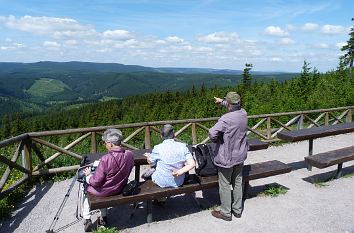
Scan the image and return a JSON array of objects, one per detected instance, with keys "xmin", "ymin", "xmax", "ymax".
[
  {"xmin": 97, "ymin": 216, "xmax": 107, "ymax": 228},
  {"xmin": 83, "ymin": 219, "xmax": 92, "ymax": 232},
  {"xmin": 211, "ymin": 210, "xmax": 232, "ymax": 221},
  {"xmin": 232, "ymin": 211, "xmax": 242, "ymax": 218}
]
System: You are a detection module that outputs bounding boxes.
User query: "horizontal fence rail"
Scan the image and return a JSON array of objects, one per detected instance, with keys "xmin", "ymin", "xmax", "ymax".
[{"xmin": 0, "ymin": 106, "xmax": 353, "ymax": 198}]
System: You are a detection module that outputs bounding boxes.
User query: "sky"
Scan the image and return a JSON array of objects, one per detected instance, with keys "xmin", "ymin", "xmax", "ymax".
[{"xmin": 0, "ymin": 0, "xmax": 353, "ymax": 72}]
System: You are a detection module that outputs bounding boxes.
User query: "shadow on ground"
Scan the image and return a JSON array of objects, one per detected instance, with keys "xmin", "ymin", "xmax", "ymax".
[
  {"xmin": 92, "ymin": 181, "xmax": 291, "ymax": 232},
  {"xmin": 302, "ymin": 164, "xmax": 354, "ymax": 184},
  {"xmin": 287, "ymin": 160, "xmax": 307, "ymax": 171},
  {"xmin": 245, "ymin": 182, "xmax": 290, "ymax": 199},
  {"xmin": 88, "ymin": 188, "xmax": 220, "ymax": 231},
  {"xmin": 0, "ymin": 182, "xmax": 53, "ymax": 233}
]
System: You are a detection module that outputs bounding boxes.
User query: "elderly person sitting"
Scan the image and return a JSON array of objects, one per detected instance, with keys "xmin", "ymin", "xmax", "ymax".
[
  {"xmin": 144, "ymin": 124, "xmax": 195, "ymax": 204},
  {"xmin": 82, "ymin": 128, "xmax": 134, "ymax": 231}
]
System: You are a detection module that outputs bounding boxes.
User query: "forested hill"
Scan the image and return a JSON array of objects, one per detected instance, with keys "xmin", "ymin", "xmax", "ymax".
[
  {"xmin": 1, "ymin": 65, "xmax": 353, "ymax": 139},
  {"xmin": 0, "ymin": 61, "xmax": 296, "ymax": 117}
]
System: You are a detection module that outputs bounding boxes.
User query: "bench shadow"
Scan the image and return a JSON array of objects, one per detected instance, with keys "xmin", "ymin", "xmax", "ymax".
[
  {"xmin": 302, "ymin": 164, "xmax": 354, "ymax": 184},
  {"xmin": 287, "ymin": 160, "xmax": 307, "ymax": 171},
  {"xmin": 103, "ymin": 181, "xmax": 292, "ymax": 231},
  {"xmin": 103, "ymin": 188, "xmax": 220, "ymax": 230},
  {"xmin": 0, "ymin": 182, "xmax": 53, "ymax": 233}
]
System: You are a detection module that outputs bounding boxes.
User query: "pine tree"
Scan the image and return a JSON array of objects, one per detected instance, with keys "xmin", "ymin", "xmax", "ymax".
[
  {"xmin": 340, "ymin": 18, "xmax": 354, "ymax": 79},
  {"xmin": 242, "ymin": 63, "xmax": 253, "ymax": 90}
]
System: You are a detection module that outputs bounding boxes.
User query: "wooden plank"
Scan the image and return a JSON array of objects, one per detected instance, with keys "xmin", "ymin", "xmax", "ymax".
[
  {"xmin": 88, "ymin": 160, "xmax": 291, "ymax": 210},
  {"xmin": 305, "ymin": 146, "xmax": 354, "ymax": 169},
  {"xmin": 277, "ymin": 122, "xmax": 354, "ymax": 142}
]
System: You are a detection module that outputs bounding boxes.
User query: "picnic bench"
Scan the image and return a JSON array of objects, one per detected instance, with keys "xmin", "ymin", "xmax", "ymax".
[
  {"xmin": 84, "ymin": 139, "xmax": 292, "ymax": 223},
  {"xmin": 277, "ymin": 122, "xmax": 354, "ymax": 178}
]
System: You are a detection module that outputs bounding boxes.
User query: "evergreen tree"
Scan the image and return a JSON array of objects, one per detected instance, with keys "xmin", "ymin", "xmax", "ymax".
[
  {"xmin": 242, "ymin": 63, "xmax": 253, "ymax": 90},
  {"xmin": 340, "ymin": 18, "xmax": 354, "ymax": 79}
]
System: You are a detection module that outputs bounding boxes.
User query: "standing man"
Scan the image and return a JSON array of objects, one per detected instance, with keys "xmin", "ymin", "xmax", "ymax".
[
  {"xmin": 83, "ymin": 128, "xmax": 134, "ymax": 231},
  {"xmin": 208, "ymin": 91, "xmax": 248, "ymax": 221}
]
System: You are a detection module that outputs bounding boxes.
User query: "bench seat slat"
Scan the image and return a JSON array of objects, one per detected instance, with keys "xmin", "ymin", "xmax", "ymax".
[
  {"xmin": 305, "ymin": 146, "xmax": 354, "ymax": 169},
  {"xmin": 89, "ymin": 160, "xmax": 292, "ymax": 210},
  {"xmin": 277, "ymin": 122, "xmax": 354, "ymax": 142}
]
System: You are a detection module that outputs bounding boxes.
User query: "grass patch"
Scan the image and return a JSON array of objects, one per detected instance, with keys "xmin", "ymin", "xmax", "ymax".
[
  {"xmin": 26, "ymin": 78, "xmax": 70, "ymax": 98},
  {"xmin": 93, "ymin": 227, "xmax": 119, "ymax": 233},
  {"xmin": 259, "ymin": 184, "xmax": 287, "ymax": 197}
]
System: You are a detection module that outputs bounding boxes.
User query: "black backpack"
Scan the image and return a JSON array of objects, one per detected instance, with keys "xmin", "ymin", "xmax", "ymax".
[{"xmin": 192, "ymin": 144, "xmax": 218, "ymax": 176}]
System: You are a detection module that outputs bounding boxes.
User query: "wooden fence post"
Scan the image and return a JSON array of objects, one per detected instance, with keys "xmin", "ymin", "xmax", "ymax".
[
  {"xmin": 266, "ymin": 117, "xmax": 271, "ymax": 140},
  {"xmin": 192, "ymin": 123, "xmax": 197, "ymax": 145},
  {"xmin": 325, "ymin": 112, "xmax": 329, "ymax": 125},
  {"xmin": 346, "ymin": 109, "xmax": 352, "ymax": 123},
  {"xmin": 145, "ymin": 126, "xmax": 151, "ymax": 149},
  {"xmin": 91, "ymin": 132, "xmax": 97, "ymax": 153},
  {"xmin": 22, "ymin": 139, "xmax": 32, "ymax": 178}
]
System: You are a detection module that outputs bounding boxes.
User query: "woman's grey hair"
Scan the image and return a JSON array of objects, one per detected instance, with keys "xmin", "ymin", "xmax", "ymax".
[
  {"xmin": 102, "ymin": 128, "xmax": 123, "ymax": 146},
  {"xmin": 160, "ymin": 124, "xmax": 174, "ymax": 140}
]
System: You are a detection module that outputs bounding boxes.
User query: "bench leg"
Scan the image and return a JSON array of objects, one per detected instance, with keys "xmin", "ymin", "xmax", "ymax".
[
  {"xmin": 335, "ymin": 163, "xmax": 343, "ymax": 179},
  {"xmin": 135, "ymin": 165, "xmax": 140, "ymax": 182},
  {"xmin": 306, "ymin": 139, "xmax": 314, "ymax": 171},
  {"xmin": 308, "ymin": 139, "xmax": 313, "ymax": 156},
  {"xmin": 146, "ymin": 200, "xmax": 152, "ymax": 223},
  {"xmin": 306, "ymin": 163, "xmax": 312, "ymax": 171}
]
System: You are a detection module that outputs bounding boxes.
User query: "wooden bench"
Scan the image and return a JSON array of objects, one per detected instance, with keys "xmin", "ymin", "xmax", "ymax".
[
  {"xmin": 304, "ymin": 146, "xmax": 354, "ymax": 178},
  {"xmin": 88, "ymin": 160, "xmax": 292, "ymax": 223},
  {"xmin": 277, "ymin": 122, "xmax": 354, "ymax": 172}
]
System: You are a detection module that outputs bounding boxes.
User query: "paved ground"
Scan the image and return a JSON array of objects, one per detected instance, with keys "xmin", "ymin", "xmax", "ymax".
[{"xmin": 1, "ymin": 133, "xmax": 353, "ymax": 233}]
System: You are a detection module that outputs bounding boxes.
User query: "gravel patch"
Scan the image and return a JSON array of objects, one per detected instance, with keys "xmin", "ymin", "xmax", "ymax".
[{"xmin": 1, "ymin": 133, "xmax": 353, "ymax": 233}]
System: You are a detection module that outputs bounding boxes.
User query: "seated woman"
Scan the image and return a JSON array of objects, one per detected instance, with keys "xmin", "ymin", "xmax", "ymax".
[{"xmin": 144, "ymin": 124, "xmax": 195, "ymax": 203}]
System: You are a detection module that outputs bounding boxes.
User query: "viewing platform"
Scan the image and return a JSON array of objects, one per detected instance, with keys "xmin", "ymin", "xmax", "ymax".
[{"xmin": 0, "ymin": 106, "xmax": 353, "ymax": 232}]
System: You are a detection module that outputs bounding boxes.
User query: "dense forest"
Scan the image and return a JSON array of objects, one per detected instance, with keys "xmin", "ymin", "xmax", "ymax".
[{"xmin": 1, "ymin": 60, "xmax": 353, "ymax": 140}]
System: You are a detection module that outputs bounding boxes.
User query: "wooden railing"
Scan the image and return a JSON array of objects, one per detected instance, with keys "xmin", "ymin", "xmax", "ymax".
[{"xmin": 0, "ymin": 106, "xmax": 353, "ymax": 198}]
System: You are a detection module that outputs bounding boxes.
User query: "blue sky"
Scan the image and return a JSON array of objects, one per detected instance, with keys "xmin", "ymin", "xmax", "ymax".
[{"xmin": 0, "ymin": 0, "xmax": 353, "ymax": 72}]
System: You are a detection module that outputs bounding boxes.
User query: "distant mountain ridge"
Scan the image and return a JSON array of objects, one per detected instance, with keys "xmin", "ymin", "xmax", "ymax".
[
  {"xmin": 0, "ymin": 61, "xmax": 292, "ymax": 75},
  {"xmin": 0, "ymin": 61, "xmax": 297, "ymax": 117}
]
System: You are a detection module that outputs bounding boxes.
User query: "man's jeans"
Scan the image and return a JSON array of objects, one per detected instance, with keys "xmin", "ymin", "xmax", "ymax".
[{"xmin": 218, "ymin": 163, "xmax": 243, "ymax": 217}]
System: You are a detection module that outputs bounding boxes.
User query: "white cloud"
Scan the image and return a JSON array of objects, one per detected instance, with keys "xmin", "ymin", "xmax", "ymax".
[
  {"xmin": 264, "ymin": 26, "xmax": 288, "ymax": 36},
  {"xmin": 165, "ymin": 36, "xmax": 185, "ymax": 43},
  {"xmin": 278, "ymin": 38, "xmax": 295, "ymax": 45},
  {"xmin": 271, "ymin": 57, "xmax": 282, "ymax": 61},
  {"xmin": 286, "ymin": 24, "xmax": 296, "ymax": 31},
  {"xmin": 196, "ymin": 46, "xmax": 213, "ymax": 52},
  {"xmin": 321, "ymin": 24, "xmax": 345, "ymax": 34},
  {"xmin": 336, "ymin": 42, "xmax": 346, "ymax": 48},
  {"xmin": 0, "ymin": 42, "xmax": 24, "ymax": 50},
  {"xmin": 43, "ymin": 41, "xmax": 60, "ymax": 50},
  {"xmin": 315, "ymin": 43, "xmax": 329, "ymax": 49},
  {"xmin": 64, "ymin": 40, "xmax": 79, "ymax": 45},
  {"xmin": 197, "ymin": 32, "xmax": 240, "ymax": 43},
  {"xmin": 102, "ymin": 29, "xmax": 134, "ymax": 40},
  {"xmin": 0, "ymin": 15, "xmax": 96, "ymax": 38},
  {"xmin": 154, "ymin": 39, "xmax": 166, "ymax": 45},
  {"xmin": 302, "ymin": 23, "xmax": 319, "ymax": 32}
]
